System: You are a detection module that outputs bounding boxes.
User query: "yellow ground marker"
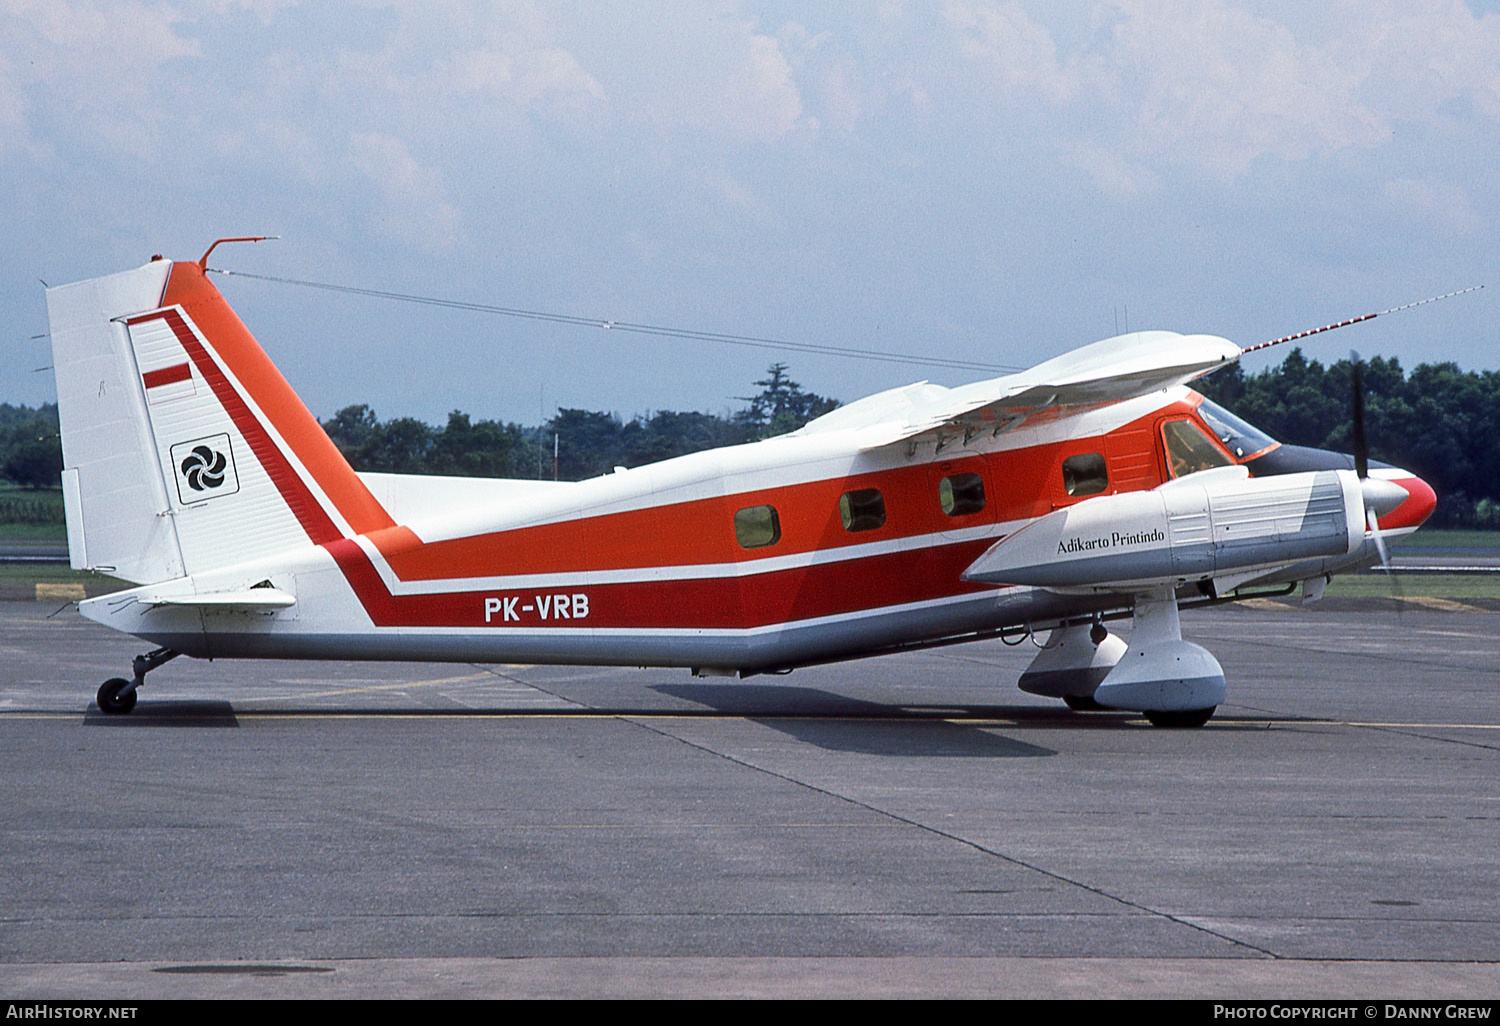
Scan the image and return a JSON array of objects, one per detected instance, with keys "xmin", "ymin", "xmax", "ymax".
[
  {"xmin": 1400, "ymin": 595, "xmax": 1482, "ymax": 613},
  {"xmin": 1236, "ymin": 598, "xmax": 1287, "ymax": 611}
]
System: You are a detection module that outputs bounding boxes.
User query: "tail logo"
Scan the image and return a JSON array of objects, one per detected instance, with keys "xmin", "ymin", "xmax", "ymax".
[
  {"xmin": 169, "ymin": 434, "xmax": 240, "ymax": 504},
  {"xmin": 181, "ymin": 445, "xmax": 228, "ymax": 490}
]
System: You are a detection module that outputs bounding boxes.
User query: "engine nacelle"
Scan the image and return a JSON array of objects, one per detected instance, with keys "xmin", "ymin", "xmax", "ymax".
[{"xmin": 963, "ymin": 466, "xmax": 1369, "ymax": 591}]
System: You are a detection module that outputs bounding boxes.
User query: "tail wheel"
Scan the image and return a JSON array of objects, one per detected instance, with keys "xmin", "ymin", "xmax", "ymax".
[
  {"xmin": 1145, "ymin": 707, "xmax": 1215, "ymax": 728},
  {"xmin": 96, "ymin": 678, "xmax": 137, "ymax": 716}
]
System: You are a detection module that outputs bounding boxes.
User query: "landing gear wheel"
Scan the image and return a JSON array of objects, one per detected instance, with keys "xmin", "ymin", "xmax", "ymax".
[
  {"xmin": 1145, "ymin": 707, "xmax": 1215, "ymax": 728},
  {"xmin": 96, "ymin": 678, "xmax": 137, "ymax": 715},
  {"xmin": 1063, "ymin": 694, "xmax": 1106, "ymax": 711}
]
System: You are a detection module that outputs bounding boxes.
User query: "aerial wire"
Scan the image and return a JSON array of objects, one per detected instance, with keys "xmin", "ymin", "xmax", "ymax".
[{"xmin": 206, "ymin": 266, "xmax": 1022, "ymax": 374}]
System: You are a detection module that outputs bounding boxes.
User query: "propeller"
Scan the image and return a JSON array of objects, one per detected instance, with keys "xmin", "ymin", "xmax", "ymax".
[
  {"xmin": 1350, "ymin": 351, "xmax": 1405, "ymax": 582},
  {"xmin": 1351, "ymin": 355, "xmax": 1368, "ymax": 480}
]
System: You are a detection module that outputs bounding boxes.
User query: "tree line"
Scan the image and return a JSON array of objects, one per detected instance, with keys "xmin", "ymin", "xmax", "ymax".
[
  {"xmin": 319, "ymin": 363, "xmax": 838, "ymax": 482},
  {"xmin": 2, "ymin": 354, "xmax": 1497, "ymax": 527},
  {"xmin": 0, "ymin": 363, "xmax": 838, "ymax": 489}
]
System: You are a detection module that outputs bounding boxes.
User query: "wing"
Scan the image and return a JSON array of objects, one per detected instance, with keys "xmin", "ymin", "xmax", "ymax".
[{"xmin": 795, "ymin": 330, "xmax": 1240, "ymax": 450}]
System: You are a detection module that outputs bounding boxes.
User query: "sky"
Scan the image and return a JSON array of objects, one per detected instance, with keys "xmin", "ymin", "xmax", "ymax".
[{"xmin": 4, "ymin": 0, "xmax": 1499, "ymax": 426}]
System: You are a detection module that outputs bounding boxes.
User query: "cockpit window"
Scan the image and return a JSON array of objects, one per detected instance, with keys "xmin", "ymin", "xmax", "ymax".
[
  {"xmin": 1162, "ymin": 419, "xmax": 1234, "ymax": 479},
  {"xmin": 1196, "ymin": 399, "xmax": 1279, "ymax": 461}
]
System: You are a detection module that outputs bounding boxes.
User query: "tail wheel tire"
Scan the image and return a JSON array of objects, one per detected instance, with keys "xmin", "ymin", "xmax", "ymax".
[{"xmin": 97, "ymin": 678, "xmax": 137, "ymax": 715}]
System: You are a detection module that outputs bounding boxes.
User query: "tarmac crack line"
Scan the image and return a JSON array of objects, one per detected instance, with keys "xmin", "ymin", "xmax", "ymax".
[
  {"xmin": 612, "ymin": 713, "xmax": 1283, "ymax": 960},
  {"xmin": 470, "ymin": 664, "xmax": 587, "ymax": 708}
]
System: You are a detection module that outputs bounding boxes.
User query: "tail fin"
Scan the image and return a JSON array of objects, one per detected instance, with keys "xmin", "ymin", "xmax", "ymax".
[{"xmin": 47, "ymin": 257, "xmax": 392, "ymax": 584}]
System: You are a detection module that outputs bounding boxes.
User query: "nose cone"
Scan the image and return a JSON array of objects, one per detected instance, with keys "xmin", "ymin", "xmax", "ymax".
[{"xmin": 1376, "ymin": 470, "xmax": 1437, "ymax": 530}]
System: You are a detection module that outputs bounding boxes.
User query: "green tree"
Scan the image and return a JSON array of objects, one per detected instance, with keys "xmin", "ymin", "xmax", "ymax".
[
  {"xmin": 0, "ymin": 403, "xmax": 61, "ymax": 488},
  {"xmin": 550, "ymin": 408, "xmax": 626, "ymax": 481},
  {"xmin": 735, "ymin": 363, "xmax": 840, "ymax": 439},
  {"xmin": 431, "ymin": 412, "xmax": 534, "ymax": 478},
  {"xmin": 323, "ymin": 404, "xmax": 381, "ymax": 465}
]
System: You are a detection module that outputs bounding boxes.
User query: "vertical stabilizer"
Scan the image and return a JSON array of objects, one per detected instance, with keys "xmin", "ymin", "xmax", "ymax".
[{"xmin": 47, "ymin": 257, "xmax": 392, "ymax": 584}]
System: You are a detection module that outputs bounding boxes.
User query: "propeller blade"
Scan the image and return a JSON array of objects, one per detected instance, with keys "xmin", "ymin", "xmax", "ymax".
[
  {"xmin": 1367, "ymin": 505, "xmax": 1390, "ymax": 571},
  {"xmin": 1361, "ymin": 478, "xmax": 1405, "ymax": 578},
  {"xmin": 1366, "ymin": 504, "xmax": 1404, "ymax": 605},
  {"xmin": 1350, "ymin": 351, "xmax": 1368, "ymax": 479}
]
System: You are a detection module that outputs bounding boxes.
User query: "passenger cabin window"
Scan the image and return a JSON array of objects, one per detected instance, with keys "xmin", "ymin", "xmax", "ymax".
[
  {"xmin": 939, "ymin": 473, "xmax": 986, "ymax": 516},
  {"xmin": 1162, "ymin": 419, "xmax": 1234, "ymax": 478},
  {"xmin": 734, "ymin": 504, "xmax": 781, "ymax": 549},
  {"xmin": 839, "ymin": 488, "xmax": 886, "ymax": 532},
  {"xmin": 1062, "ymin": 453, "xmax": 1108, "ymax": 497}
]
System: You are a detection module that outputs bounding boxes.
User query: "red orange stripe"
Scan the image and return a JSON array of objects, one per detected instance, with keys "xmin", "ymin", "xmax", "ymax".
[{"xmin": 158, "ymin": 262, "xmax": 395, "ymax": 536}]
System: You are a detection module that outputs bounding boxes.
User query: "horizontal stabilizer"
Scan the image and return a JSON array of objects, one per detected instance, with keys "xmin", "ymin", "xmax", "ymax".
[{"xmin": 136, "ymin": 587, "xmax": 297, "ymax": 610}]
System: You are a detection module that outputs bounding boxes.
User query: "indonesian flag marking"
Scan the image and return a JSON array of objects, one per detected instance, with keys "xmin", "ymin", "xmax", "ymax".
[{"xmin": 142, "ymin": 360, "xmax": 195, "ymax": 404}]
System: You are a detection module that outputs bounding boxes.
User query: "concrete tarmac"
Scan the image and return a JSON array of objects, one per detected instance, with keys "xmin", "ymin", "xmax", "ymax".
[{"xmin": 2, "ymin": 599, "xmax": 1498, "ymax": 999}]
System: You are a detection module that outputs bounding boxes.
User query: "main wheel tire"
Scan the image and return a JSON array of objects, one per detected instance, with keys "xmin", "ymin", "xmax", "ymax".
[
  {"xmin": 96, "ymin": 678, "xmax": 137, "ymax": 715},
  {"xmin": 1145, "ymin": 707, "xmax": 1215, "ymax": 728},
  {"xmin": 1063, "ymin": 694, "xmax": 1106, "ymax": 712}
]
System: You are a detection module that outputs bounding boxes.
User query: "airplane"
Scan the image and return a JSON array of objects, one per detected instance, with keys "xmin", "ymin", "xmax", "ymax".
[{"xmin": 44, "ymin": 240, "xmax": 1438, "ymax": 726}]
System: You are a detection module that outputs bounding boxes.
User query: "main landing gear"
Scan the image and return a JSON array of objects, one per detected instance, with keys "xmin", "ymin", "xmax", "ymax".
[
  {"xmin": 1018, "ymin": 593, "xmax": 1223, "ymax": 728},
  {"xmin": 95, "ymin": 647, "xmax": 180, "ymax": 715}
]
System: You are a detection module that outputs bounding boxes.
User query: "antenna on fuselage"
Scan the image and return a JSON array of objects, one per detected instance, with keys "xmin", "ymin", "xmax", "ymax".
[{"xmin": 196, "ymin": 236, "xmax": 278, "ymax": 272}]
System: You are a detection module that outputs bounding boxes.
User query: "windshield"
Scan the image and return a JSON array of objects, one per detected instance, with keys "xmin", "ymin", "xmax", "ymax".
[{"xmin": 1196, "ymin": 399, "xmax": 1279, "ymax": 461}]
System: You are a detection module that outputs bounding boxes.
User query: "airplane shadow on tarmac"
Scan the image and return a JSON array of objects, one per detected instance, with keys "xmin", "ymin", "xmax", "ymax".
[
  {"xmin": 653, "ymin": 684, "xmax": 1059, "ymax": 758},
  {"xmin": 82, "ymin": 700, "xmax": 239, "ymax": 728}
]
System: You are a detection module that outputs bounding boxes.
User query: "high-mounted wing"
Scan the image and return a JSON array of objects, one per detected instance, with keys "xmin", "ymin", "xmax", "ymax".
[{"xmin": 796, "ymin": 330, "xmax": 1240, "ymax": 450}]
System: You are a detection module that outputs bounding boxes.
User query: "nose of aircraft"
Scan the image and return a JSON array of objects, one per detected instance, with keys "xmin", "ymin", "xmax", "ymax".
[
  {"xmin": 1239, "ymin": 442, "xmax": 1438, "ymax": 531},
  {"xmin": 1376, "ymin": 469, "xmax": 1437, "ymax": 531}
]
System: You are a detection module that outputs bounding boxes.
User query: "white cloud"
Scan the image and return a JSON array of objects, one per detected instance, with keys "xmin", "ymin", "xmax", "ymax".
[
  {"xmin": 607, "ymin": 14, "xmax": 806, "ymax": 143},
  {"xmin": 431, "ymin": 42, "xmax": 606, "ymax": 113},
  {"xmin": 348, "ymin": 131, "xmax": 461, "ymax": 252},
  {"xmin": 1339, "ymin": 0, "xmax": 1500, "ymax": 121},
  {"xmin": 934, "ymin": 0, "xmax": 1500, "ymax": 184},
  {"xmin": 775, "ymin": 21, "xmax": 867, "ymax": 136},
  {"xmin": 1061, "ymin": 139, "xmax": 1158, "ymax": 197},
  {"xmin": 1102, "ymin": 0, "xmax": 1386, "ymax": 179},
  {"xmin": 944, "ymin": 0, "xmax": 1076, "ymax": 105},
  {"xmin": 1384, "ymin": 175, "xmax": 1483, "ymax": 236},
  {"xmin": 737, "ymin": 31, "xmax": 805, "ymax": 138},
  {"xmin": 0, "ymin": 0, "xmax": 200, "ymax": 158}
]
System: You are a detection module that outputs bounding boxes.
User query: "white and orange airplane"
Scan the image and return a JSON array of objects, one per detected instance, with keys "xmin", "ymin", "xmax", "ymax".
[{"xmin": 45, "ymin": 242, "xmax": 1437, "ymax": 726}]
